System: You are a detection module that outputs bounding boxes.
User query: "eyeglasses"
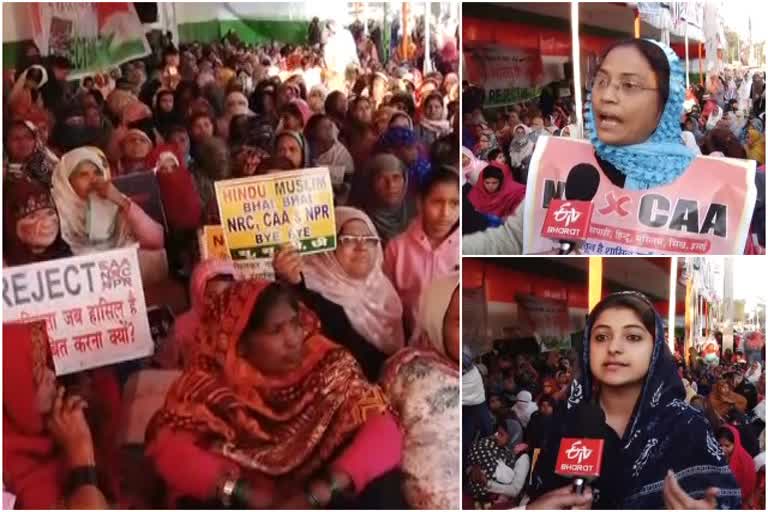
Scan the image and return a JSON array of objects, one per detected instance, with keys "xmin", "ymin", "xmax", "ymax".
[
  {"xmin": 589, "ymin": 74, "xmax": 658, "ymax": 97},
  {"xmin": 338, "ymin": 235, "xmax": 380, "ymax": 248}
]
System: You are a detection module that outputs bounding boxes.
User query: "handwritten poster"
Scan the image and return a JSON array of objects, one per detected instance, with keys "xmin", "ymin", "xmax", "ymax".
[
  {"xmin": 2, "ymin": 247, "xmax": 153, "ymax": 375},
  {"xmin": 516, "ymin": 294, "xmax": 572, "ymax": 352},
  {"xmin": 215, "ymin": 168, "xmax": 337, "ymax": 259},
  {"xmin": 198, "ymin": 225, "xmax": 275, "ymax": 281}
]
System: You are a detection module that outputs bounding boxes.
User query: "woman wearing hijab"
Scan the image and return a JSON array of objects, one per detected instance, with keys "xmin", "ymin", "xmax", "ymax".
[
  {"xmin": 379, "ymin": 275, "xmax": 460, "ymax": 509},
  {"xmin": 530, "ymin": 291, "xmax": 742, "ymax": 509},
  {"xmin": 414, "ymin": 92, "xmax": 451, "ymax": 148},
  {"xmin": 376, "ymin": 126, "xmax": 432, "ymax": 191},
  {"xmin": 461, "ymin": 146, "xmax": 487, "ymax": 186},
  {"xmin": 3, "ymin": 322, "xmax": 111, "ymax": 509},
  {"xmin": 511, "ymin": 390, "xmax": 538, "ymax": 428},
  {"xmin": 464, "ymin": 39, "xmax": 761, "ymax": 255},
  {"xmin": 50, "ymin": 146, "xmax": 164, "ymax": 255},
  {"xmin": 273, "ymin": 207, "xmax": 405, "ymax": 380},
  {"xmin": 305, "ymin": 114, "xmax": 355, "ymax": 202},
  {"xmin": 146, "ymin": 280, "xmax": 404, "ymax": 509},
  {"xmin": 145, "ymin": 144, "xmax": 201, "ymax": 232},
  {"xmin": 162, "ymin": 260, "xmax": 240, "ymax": 368},
  {"xmin": 152, "ymin": 88, "xmax": 180, "ymax": 137},
  {"xmin": 467, "ymin": 422, "xmax": 530, "ymax": 508},
  {"xmin": 3, "ymin": 177, "xmax": 71, "ymax": 266},
  {"xmin": 468, "ymin": 165, "xmax": 526, "ymax": 220},
  {"xmin": 709, "ymin": 378, "xmax": 748, "ymax": 418},
  {"xmin": 717, "ymin": 425, "xmax": 757, "ymax": 506},
  {"xmin": 4, "ymin": 119, "xmax": 59, "ymax": 187},
  {"xmin": 507, "ymin": 123, "xmax": 534, "ymax": 181},
  {"xmin": 8, "ymin": 65, "xmax": 47, "ymax": 118},
  {"xmin": 350, "ymin": 153, "xmax": 415, "ymax": 244},
  {"xmin": 324, "ymin": 90, "xmax": 348, "ymax": 132}
]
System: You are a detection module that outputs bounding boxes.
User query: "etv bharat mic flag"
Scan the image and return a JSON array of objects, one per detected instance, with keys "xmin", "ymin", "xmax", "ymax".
[{"xmin": 29, "ymin": 3, "xmax": 151, "ymax": 79}]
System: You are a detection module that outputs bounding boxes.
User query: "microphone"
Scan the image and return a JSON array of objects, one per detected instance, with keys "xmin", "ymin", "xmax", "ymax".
[
  {"xmin": 554, "ymin": 403, "xmax": 606, "ymax": 495},
  {"xmin": 557, "ymin": 164, "xmax": 601, "ymax": 254}
]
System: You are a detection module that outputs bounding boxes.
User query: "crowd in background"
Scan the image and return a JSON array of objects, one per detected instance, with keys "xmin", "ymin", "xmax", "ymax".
[
  {"xmin": 463, "ymin": 330, "xmax": 765, "ymax": 509},
  {"xmin": 461, "ymin": 65, "xmax": 766, "ymax": 251},
  {"xmin": 3, "ymin": 13, "xmax": 461, "ymax": 510}
]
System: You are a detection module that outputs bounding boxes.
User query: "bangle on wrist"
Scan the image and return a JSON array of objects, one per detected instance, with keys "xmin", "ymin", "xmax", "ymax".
[
  {"xmin": 219, "ymin": 478, "xmax": 237, "ymax": 508},
  {"xmin": 68, "ymin": 465, "xmax": 98, "ymax": 493}
]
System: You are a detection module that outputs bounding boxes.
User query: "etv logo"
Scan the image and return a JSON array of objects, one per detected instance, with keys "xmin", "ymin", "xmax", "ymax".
[
  {"xmin": 565, "ymin": 440, "xmax": 593, "ymax": 464},
  {"xmin": 553, "ymin": 202, "xmax": 582, "ymax": 227}
]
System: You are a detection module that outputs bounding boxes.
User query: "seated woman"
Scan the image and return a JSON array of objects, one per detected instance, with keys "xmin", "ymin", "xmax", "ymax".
[
  {"xmin": 467, "ymin": 423, "xmax": 530, "ymax": 509},
  {"xmin": 414, "ymin": 92, "xmax": 451, "ymax": 148},
  {"xmin": 467, "ymin": 165, "xmax": 526, "ymax": 222},
  {"xmin": 529, "ymin": 292, "xmax": 742, "ymax": 509},
  {"xmin": 273, "ymin": 207, "xmax": 405, "ymax": 379},
  {"xmin": 51, "ymin": 146, "xmax": 164, "ymax": 255},
  {"xmin": 145, "ymin": 280, "xmax": 404, "ymax": 509},
  {"xmin": 4, "ymin": 120, "xmax": 58, "ymax": 187},
  {"xmin": 158, "ymin": 259, "xmax": 240, "ymax": 368},
  {"xmin": 4, "ymin": 177, "xmax": 71, "ymax": 266},
  {"xmin": 3, "ymin": 322, "xmax": 112, "ymax": 509},
  {"xmin": 709, "ymin": 378, "xmax": 748, "ymax": 419},
  {"xmin": 350, "ymin": 153, "xmax": 416, "ymax": 245},
  {"xmin": 380, "ymin": 274, "xmax": 460, "ymax": 509}
]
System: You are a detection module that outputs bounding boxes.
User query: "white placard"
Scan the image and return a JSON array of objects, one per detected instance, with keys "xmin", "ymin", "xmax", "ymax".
[{"xmin": 3, "ymin": 247, "xmax": 153, "ymax": 375}]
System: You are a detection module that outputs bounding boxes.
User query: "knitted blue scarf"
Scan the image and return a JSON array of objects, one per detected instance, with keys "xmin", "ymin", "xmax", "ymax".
[{"xmin": 585, "ymin": 39, "xmax": 696, "ymax": 190}]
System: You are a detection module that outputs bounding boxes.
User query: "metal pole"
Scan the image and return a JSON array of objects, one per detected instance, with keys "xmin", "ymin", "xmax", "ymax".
[
  {"xmin": 571, "ymin": 0, "xmax": 584, "ymax": 138},
  {"xmin": 424, "ymin": 2, "xmax": 433, "ymax": 74},
  {"xmin": 669, "ymin": 256, "xmax": 678, "ymax": 352},
  {"xmin": 685, "ymin": 22, "xmax": 690, "ymax": 89},
  {"xmin": 402, "ymin": 2, "xmax": 409, "ymax": 62}
]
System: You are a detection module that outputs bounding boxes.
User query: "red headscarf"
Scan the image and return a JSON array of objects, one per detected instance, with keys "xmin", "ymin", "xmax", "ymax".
[
  {"xmin": 3, "ymin": 322, "xmax": 123, "ymax": 507},
  {"xmin": 724, "ymin": 424, "xmax": 756, "ymax": 503},
  {"xmin": 467, "ymin": 164, "xmax": 526, "ymax": 218},
  {"xmin": 2, "ymin": 177, "xmax": 70, "ymax": 266},
  {"xmin": 2, "ymin": 322, "xmax": 63, "ymax": 509},
  {"xmin": 145, "ymin": 143, "xmax": 202, "ymax": 230}
]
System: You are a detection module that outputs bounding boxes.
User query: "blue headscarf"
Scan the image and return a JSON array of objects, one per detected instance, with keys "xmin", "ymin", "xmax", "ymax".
[
  {"xmin": 586, "ymin": 40, "xmax": 696, "ymax": 190},
  {"xmin": 533, "ymin": 291, "xmax": 741, "ymax": 509},
  {"xmin": 377, "ymin": 126, "xmax": 432, "ymax": 189}
]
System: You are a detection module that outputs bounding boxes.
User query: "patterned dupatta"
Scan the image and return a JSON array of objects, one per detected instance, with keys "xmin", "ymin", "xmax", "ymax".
[{"xmin": 147, "ymin": 280, "xmax": 390, "ymax": 480}]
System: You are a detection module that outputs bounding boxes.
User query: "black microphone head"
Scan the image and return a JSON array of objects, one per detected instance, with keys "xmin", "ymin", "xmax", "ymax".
[{"xmin": 565, "ymin": 163, "xmax": 600, "ymax": 202}]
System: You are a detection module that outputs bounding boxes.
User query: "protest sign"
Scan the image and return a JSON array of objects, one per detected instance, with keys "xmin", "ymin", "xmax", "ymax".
[
  {"xmin": 113, "ymin": 172, "xmax": 168, "ymax": 231},
  {"xmin": 463, "ymin": 44, "xmax": 544, "ymax": 107},
  {"xmin": 523, "ymin": 137, "xmax": 756, "ymax": 255},
  {"xmin": 198, "ymin": 225, "xmax": 275, "ymax": 280},
  {"xmin": 516, "ymin": 294, "xmax": 571, "ymax": 352},
  {"xmin": 29, "ymin": 3, "xmax": 151, "ymax": 80},
  {"xmin": 3, "ymin": 247, "xmax": 153, "ymax": 375},
  {"xmin": 215, "ymin": 168, "xmax": 337, "ymax": 259}
]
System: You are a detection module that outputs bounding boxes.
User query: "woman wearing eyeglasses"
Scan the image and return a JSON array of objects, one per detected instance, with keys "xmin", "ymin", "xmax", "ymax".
[
  {"xmin": 273, "ymin": 206, "xmax": 405, "ymax": 380},
  {"xmin": 463, "ymin": 38, "xmax": 761, "ymax": 255}
]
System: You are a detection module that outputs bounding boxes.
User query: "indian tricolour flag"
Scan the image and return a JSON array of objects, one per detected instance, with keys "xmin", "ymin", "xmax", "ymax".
[{"xmin": 29, "ymin": 2, "xmax": 150, "ymax": 79}]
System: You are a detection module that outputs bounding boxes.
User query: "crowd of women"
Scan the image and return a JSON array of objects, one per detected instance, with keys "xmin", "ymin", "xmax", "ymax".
[
  {"xmin": 461, "ymin": 38, "xmax": 766, "ymax": 255},
  {"xmin": 463, "ymin": 292, "xmax": 765, "ymax": 510},
  {"xmin": 3, "ymin": 18, "xmax": 460, "ymax": 509}
]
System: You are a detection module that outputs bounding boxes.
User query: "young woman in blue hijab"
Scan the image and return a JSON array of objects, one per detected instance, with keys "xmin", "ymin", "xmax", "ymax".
[{"xmin": 529, "ymin": 291, "xmax": 742, "ymax": 509}]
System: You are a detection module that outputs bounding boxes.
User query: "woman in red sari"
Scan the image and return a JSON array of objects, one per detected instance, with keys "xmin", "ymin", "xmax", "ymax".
[
  {"xmin": 146, "ymin": 280, "xmax": 404, "ymax": 509},
  {"xmin": 3, "ymin": 322, "xmax": 117, "ymax": 509}
]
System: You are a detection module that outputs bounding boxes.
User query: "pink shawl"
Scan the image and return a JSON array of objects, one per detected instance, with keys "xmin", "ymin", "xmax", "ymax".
[
  {"xmin": 303, "ymin": 207, "xmax": 405, "ymax": 354},
  {"xmin": 467, "ymin": 164, "xmax": 526, "ymax": 218}
]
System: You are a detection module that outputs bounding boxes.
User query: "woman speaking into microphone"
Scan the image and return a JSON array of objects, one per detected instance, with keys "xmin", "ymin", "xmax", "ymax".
[
  {"xmin": 527, "ymin": 292, "xmax": 741, "ymax": 510},
  {"xmin": 463, "ymin": 39, "xmax": 761, "ymax": 255}
]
